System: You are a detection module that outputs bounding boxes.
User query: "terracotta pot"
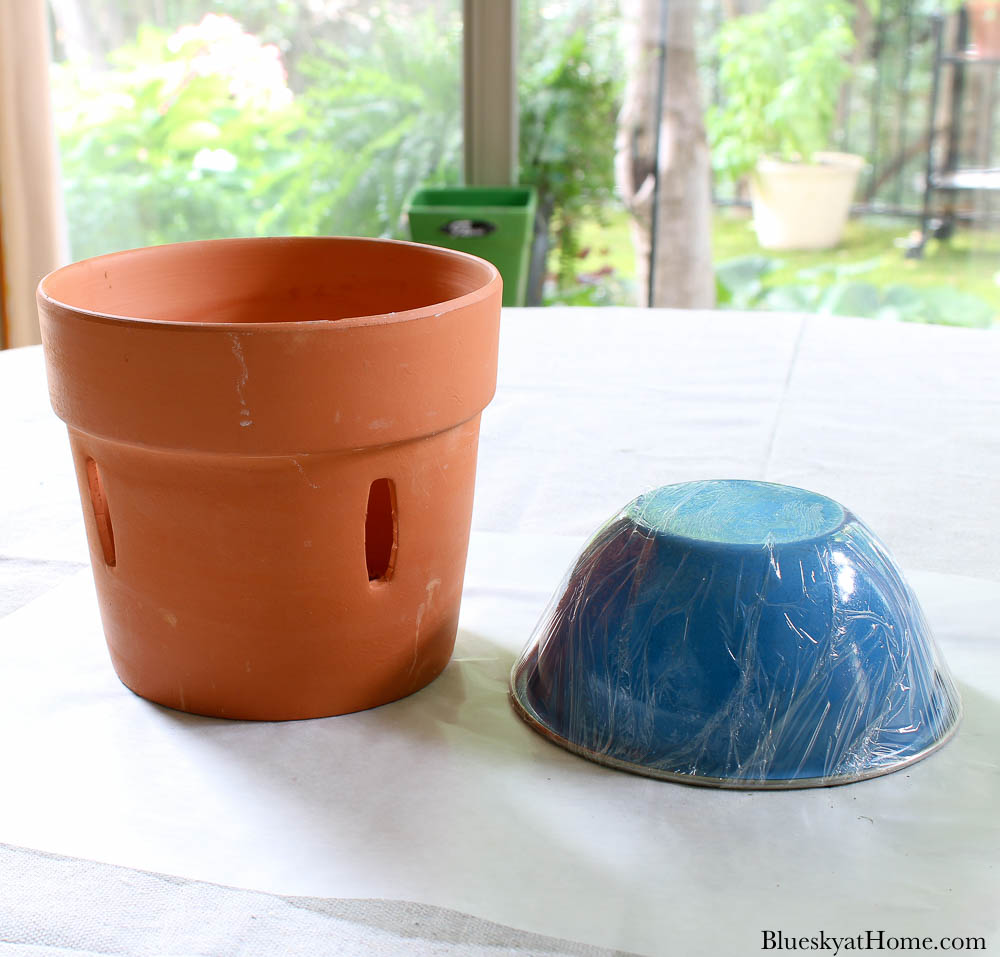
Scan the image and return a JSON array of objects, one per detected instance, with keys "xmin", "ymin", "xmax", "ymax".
[
  {"xmin": 37, "ymin": 237, "xmax": 502, "ymax": 720},
  {"xmin": 968, "ymin": 1, "xmax": 1000, "ymax": 59}
]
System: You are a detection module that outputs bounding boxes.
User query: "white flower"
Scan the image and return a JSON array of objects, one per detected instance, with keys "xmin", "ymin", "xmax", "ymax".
[
  {"xmin": 193, "ymin": 148, "xmax": 238, "ymax": 173},
  {"xmin": 168, "ymin": 14, "xmax": 293, "ymax": 111}
]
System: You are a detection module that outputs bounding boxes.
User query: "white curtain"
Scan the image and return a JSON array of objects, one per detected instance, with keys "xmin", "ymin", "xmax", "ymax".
[{"xmin": 0, "ymin": 0, "xmax": 67, "ymax": 348}]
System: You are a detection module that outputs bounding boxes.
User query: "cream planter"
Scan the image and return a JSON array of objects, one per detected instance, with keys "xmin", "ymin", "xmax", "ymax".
[{"xmin": 749, "ymin": 152, "xmax": 864, "ymax": 251}]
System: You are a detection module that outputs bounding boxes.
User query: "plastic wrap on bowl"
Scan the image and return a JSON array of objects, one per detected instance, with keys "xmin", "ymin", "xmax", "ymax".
[{"xmin": 510, "ymin": 480, "xmax": 961, "ymax": 788}]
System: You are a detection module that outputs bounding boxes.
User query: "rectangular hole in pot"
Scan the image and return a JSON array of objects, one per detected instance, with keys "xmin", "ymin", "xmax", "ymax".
[
  {"xmin": 86, "ymin": 457, "xmax": 117, "ymax": 567},
  {"xmin": 366, "ymin": 478, "xmax": 397, "ymax": 583}
]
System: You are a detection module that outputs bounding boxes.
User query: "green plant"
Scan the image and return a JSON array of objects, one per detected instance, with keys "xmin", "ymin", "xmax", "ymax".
[
  {"xmin": 715, "ymin": 253, "xmax": 995, "ymax": 327},
  {"xmin": 51, "ymin": 16, "xmax": 300, "ymax": 258},
  {"xmin": 53, "ymin": 3, "xmax": 622, "ymax": 302},
  {"xmin": 518, "ymin": 3, "xmax": 622, "ymax": 302},
  {"xmin": 707, "ymin": 0, "xmax": 856, "ymax": 184},
  {"xmin": 263, "ymin": 8, "xmax": 463, "ymax": 239},
  {"xmin": 52, "ymin": 9, "xmax": 462, "ymax": 256}
]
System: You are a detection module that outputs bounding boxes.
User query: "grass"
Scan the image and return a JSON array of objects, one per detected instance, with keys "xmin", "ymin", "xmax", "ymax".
[
  {"xmin": 552, "ymin": 206, "xmax": 1000, "ymax": 326},
  {"xmin": 714, "ymin": 207, "xmax": 1000, "ymax": 310},
  {"xmin": 568, "ymin": 209, "xmax": 635, "ymax": 279}
]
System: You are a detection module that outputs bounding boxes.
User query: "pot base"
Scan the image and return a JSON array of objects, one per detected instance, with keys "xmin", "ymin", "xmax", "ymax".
[
  {"xmin": 115, "ymin": 640, "xmax": 455, "ymax": 721},
  {"xmin": 74, "ymin": 421, "xmax": 478, "ymax": 721}
]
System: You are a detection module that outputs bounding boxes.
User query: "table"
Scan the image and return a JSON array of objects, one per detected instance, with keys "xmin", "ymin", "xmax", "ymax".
[{"xmin": 1, "ymin": 308, "xmax": 998, "ymax": 956}]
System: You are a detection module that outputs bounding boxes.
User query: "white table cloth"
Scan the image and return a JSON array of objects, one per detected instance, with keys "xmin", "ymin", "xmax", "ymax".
[{"xmin": 1, "ymin": 308, "xmax": 998, "ymax": 956}]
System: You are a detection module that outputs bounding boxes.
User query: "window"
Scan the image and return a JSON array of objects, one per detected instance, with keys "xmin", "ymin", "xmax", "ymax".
[{"xmin": 48, "ymin": 1, "xmax": 463, "ymax": 260}]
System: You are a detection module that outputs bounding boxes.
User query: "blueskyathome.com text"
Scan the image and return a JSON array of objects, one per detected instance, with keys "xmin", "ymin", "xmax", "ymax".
[{"xmin": 762, "ymin": 930, "xmax": 987, "ymax": 953}]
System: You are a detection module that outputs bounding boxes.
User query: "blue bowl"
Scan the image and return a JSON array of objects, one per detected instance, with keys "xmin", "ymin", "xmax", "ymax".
[{"xmin": 510, "ymin": 480, "xmax": 961, "ymax": 788}]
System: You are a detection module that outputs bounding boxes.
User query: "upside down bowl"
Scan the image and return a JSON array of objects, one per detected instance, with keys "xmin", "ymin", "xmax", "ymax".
[{"xmin": 511, "ymin": 480, "xmax": 961, "ymax": 788}]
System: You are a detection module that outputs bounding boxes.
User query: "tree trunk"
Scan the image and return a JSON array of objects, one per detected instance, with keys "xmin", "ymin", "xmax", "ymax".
[{"xmin": 615, "ymin": 0, "xmax": 714, "ymax": 308}]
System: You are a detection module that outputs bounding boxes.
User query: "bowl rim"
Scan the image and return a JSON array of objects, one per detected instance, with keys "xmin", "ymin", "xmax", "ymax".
[{"xmin": 509, "ymin": 664, "xmax": 963, "ymax": 790}]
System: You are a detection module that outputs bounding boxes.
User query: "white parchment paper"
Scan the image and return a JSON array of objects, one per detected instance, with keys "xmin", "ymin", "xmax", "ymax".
[{"xmin": 0, "ymin": 533, "xmax": 996, "ymax": 956}]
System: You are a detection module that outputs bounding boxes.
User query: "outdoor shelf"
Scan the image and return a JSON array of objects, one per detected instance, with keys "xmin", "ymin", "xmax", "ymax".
[
  {"xmin": 930, "ymin": 168, "xmax": 1000, "ymax": 190},
  {"xmin": 912, "ymin": 8, "xmax": 1000, "ymax": 256},
  {"xmin": 941, "ymin": 52, "xmax": 1000, "ymax": 65}
]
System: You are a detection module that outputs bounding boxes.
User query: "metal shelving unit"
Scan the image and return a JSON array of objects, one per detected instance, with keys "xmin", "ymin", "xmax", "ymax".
[{"xmin": 910, "ymin": 7, "xmax": 1000, "ymax": 256}]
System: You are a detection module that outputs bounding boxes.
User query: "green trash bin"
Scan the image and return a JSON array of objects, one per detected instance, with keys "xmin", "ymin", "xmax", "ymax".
[{"xmin": 405, "ymin": 186, "xmax": 537, "ymax": 307}]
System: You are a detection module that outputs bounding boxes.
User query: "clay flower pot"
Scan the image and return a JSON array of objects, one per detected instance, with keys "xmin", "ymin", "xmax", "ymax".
[
  {"xmin": 968, "ymin": 1, "xmax": 1000, "ymax": 59},
  {"xmin": 37, "ymin": 237, "xmax": 502, "ymax": 720}
]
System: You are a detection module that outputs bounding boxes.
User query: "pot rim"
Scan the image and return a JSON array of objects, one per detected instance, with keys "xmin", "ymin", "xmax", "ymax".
[
  {"xmin": 37, "ymin": 235, "xmax": 502, "ymax": 332},
  {"xmin": 755, "ymin": 152, "xmax": 865, "ymax": 175}
]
